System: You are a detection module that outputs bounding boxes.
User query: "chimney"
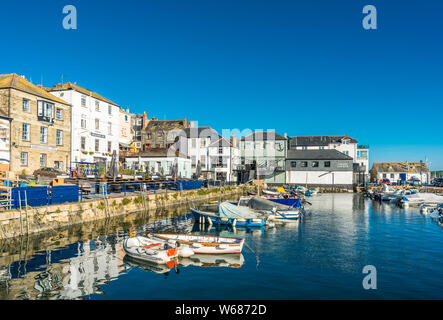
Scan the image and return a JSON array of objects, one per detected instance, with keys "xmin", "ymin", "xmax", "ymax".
[
  {"xmin": 232, "ymin": 134, "xmax": 237, "ymax": 147},
  {"xmin": 190, "ymin": 120, "xmax": 195, "ymax": 128},
  {"xmin": 284, "ymin": 133, "xmax": 287, "ymax": 138}
]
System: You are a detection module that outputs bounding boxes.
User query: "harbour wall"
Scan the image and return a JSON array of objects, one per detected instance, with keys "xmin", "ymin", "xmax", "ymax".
[{"xmin": 0, "ymin": 185, "xmax": 254, "ymax": 240}]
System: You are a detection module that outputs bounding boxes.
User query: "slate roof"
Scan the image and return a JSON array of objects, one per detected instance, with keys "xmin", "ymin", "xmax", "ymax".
[
  {"xmin": 209, "ymin": 137, "xmax": 232, "ymax": 147},
  {"xmin": 145, "ymin": 119, "xmax": 187, "ymax": 131},
  {"xmin": 289, "ymin": 135, "xmax": 358, "ymax": 146},
  {"xmin": 286, "ymin": 149, "xmax": 353, "ymax": 160},
  {"xmin": 124, "ymin": 148, "xmax": 189, "ymax": 159},
  {"xmin": 371, "ymin": 162, "xmax": 429, "ymax": 173},
  {"xmin": 0, "ymin": 73, "xmax": 70, "ymax": 105},
  {"xmin": 183, "ymin": 126, "xmax": 221, "ymax": 140},
  {"xmin": 48, "ymin": 82, "xmax": 120, "ymax": 106},
  {"xmin": 241, "ymin": 131, "xmax": 286, "ymax": 141}
]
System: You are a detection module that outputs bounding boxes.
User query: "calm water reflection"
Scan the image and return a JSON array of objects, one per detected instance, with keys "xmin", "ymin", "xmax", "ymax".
[{"xmin": 1, "ymin": 193, "xmax": 443, "ymax": 300}]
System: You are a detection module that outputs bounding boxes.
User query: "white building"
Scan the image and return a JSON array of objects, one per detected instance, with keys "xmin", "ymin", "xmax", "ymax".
[
  {"xmin": 182, "ymin": 126, "xmax": 239, "ymax": 181},
  {"xmin": 285, "ymin": 149, "xmax": 354, "ymax": 188},
  {"xmin": 48, "ymin": 83, "xmax": 120, "ymax": 169},
  {"xmin": 208, "ymin": 137, "xmax": 240, "ymax": 182},
  {"xmin": 0, "ymin": 116, "xmax": 11, "ymax": 172},
  {"xmin": 124, "ymin": 148, "xmax": 191, "ymax": 179}
]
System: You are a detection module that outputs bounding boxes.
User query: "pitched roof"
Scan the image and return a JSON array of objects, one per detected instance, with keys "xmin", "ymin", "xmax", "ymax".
[
  {"xmin": 209, "ymin": 137, "xmax": 232, "ymax": 147},
  {"xmin": 289, "ymin": 135, "xmax": 357, "ymax": 146},
  {"xmin": 371, "ymin": 162, "xmax": 429, "ymax": 173},
  {"xmin": 0, "ymin": 73, "xmax": 70, "ymax": 105},
  {"xmin": 183, "ymin": 126, "xmax": 221, "ymax": 140},
  {"xmin": 286, "ymin": 149, "xmax": 353, "ymax": 160},
  {"xmin": 241, "ymin": 131, "xmax": 286, "ymax": 141},
  {"xmin": 145, "ymin": 119, "xmax": 187, "ymax": 131},
  {"xmin": 48, "ymin": 82, "xmax": 119, "ymax": 107}
]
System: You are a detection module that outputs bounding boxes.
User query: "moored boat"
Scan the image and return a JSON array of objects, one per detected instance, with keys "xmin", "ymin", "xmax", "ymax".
[
  {"xmin": 150, "ymin": 233, "xmax": 245, "ymax": 254},
  {"xmin": 123, "ymin": 236, "xmax": 179, "ymax": 264}
]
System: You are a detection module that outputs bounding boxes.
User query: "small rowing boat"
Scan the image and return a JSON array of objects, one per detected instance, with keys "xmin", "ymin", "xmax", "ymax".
[
  {"xmin": 123, "ymin": 236, "xmax": 180, "ymax": 264},
  {"xmin": 150, "ymin": 233, "xmax": 245, "ymax": 254}
]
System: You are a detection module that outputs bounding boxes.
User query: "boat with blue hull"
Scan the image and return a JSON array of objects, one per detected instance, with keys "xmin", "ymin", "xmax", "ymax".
[{"xmin": 190, "ymin": 202, "xmax": 268, "ymax": 227}]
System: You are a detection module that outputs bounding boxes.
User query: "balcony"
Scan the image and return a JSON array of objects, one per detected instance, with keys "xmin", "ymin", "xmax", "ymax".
[{"xmin": 38, "ymin": 115, "xmax": 54, "ymax": 123}]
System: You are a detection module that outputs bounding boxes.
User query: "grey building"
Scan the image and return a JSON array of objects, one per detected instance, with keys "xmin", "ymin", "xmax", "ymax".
[{"xmin": 285, "ymin": 149, "xmax": 354, "ymax": 188}]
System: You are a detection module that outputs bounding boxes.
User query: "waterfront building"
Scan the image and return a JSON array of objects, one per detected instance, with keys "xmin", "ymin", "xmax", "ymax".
[
  {"xmin": 239, "ymin": 131, "xmax": 287, "ymax": 184},
  {"xmin": 370, "ymin": 162, "xmax": 430, "ymax": 184},
  {"xmin": 124, "ymin": 148, "xmax": 191, "ymax": 179},
  {"xmin": 285, "ymin": 149, "xmax": 354, "ymax": 188},
  {"xmin": 288, "ymin": 136, "xmax": 370, "ymax": 183},
  {"xmin": 0, "ymin": 115, "xmax": 12, "ymax": 173},
  {"xmin": 140, "ymin": 117, "xmax": 190, "ymax": 151},
  {"xmin": 48, "ymin": 82, "xmax": 120, "ymax": 169},
  {"xmin": 130, "ymin": 111, "xmax": 149, "ymax": 151},
  {"xmin": 118, "ymin": 106, "xmax": 133, "ymax": 153},
  {"xmin": 208, "ymin": 136, "xmax": 240, "ymax": 182},
  {"xmin": 0, "ymin": 74, "xmax": 71, "ymax": 174}
]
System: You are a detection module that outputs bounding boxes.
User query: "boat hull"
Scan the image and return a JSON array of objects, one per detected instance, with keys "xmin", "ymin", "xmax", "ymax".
[{"xmin": 191, "ymin": 208, "xmax": 266, "ymax": 228}]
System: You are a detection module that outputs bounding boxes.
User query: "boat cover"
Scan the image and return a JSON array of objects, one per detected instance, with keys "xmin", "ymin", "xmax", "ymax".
[
  {"xmin": 219, "ymin": 202, "xmax": 259, "ymax": 219},
  {"xmin": 248, "ymin": 196, "xmax": 293, "ymax": 211}
]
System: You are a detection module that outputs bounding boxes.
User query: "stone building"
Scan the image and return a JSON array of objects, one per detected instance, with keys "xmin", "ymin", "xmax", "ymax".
[
  {"xmin": 129, "ymin": 111, "xmax": 149, "ymax": 151},
  {"xmin": 370, "ymin": 162, "xmax": 430, "ymax": 185},
  {"xmin": 141, "ymin": 118, "xmax": 190, "ymax": 151},
  {"xmin": 0, "ymin": 74, "xmax": 71, "ymax": 174}
]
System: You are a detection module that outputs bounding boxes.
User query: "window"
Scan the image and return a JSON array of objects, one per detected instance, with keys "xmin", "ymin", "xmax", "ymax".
[
  {"xmin": 324, "ymin": 161, "xmax": 331, "ymax": 167},
  {"xmin": 382, "ymin": 173, "xmax": 387, "ymax": 178},
  {"xmin": 95, "ymin": 139, "xmax": 99, "ymax": 152},
  {"xmin": 22, "ymin": 123, "xmax": 30, "ymax": 141},
  {"xmin": 301, "ymin": 161, "xmax": 308, "ymax": 167},
  {"xmin": 40, "ymin": 154, "xmax": 47, "ymax": 167},
  {"xmin": 302, "ymin": 146, "xmax": 307, "ymax": 150},
  {"xmin": 219, "ymin": 146, "xmax": 223, "ymax": 154},
  {"xmin": 125, "ymin": 115, "xmax": 128, "ymax": 121},
  {"xmin": 157, "ymin": 132, "xmax": 163, "ymax": 137},
  {"xmin": 95, "ymin": 119, "xmax": 99, "ymax": 130},
  {"xmin": 54, "ymin": 161, "xmax": 63, "ymax": 170},
  {"xmin": 107, "ymin": 141, "xmax": 112, "ymax": 153},
  {"xmin": 37, "ymin": 101, "xmax": 54, "ymax": 121},
  {"xmin": 81, "ymin": 95, "xmax": 86, "ymax": 107},
  {"xmin": 291, "ymin": 161, "xmax": 297, "ymax": 168},
  {"xmin": 390, "ymin": 173, "xmax": 394, "ymax": 179},
  {"xmin": 201, "ymin": 139, "xmax": 206, "ymax": 147},
  {"xmin": 136, "ymin": 119, "xmax": 142, "ymax": 125},
  {"xmin": 312, "ymin": 161, "xmax": 319, "ymax": 167},
  {"xmin": 147, "ymin": 133, "xmax": 152, "ymax": 139},
  {"xmin": 56, "ymin": 108, "xmax": 63, "ymax": 120},
  {"xmin": 40, "ymin": 127, "xmax": 47, "ymax": 143},
  {"xmin": 81, "ymin": 137, "xmax": 86, "ymax": 150},
  {"xmin": 81, "ymin": 116, "xmax": 87, "ymax": 129},
  {"xmin": 22, "ymin": 99, "xmax": 30, "ymax": 112},
  {"xmin": 319, "ymin": 146, "xmax": 325, "ymax": 150},
  {"xmin": 343, "ymin": 151, "xmax": 349, "ymax": 156},
  {"xmin": 20, "ymin": 152, "xmax": 28, "ymax": 166},
  {"xmin": 192, "ymin": 139, "xmax": 196, "ymax": 148},
  {"xmin": 201, "ymin": 155, "xmax": 206, "ymax": 168},
  {"xmin": 108, "ymin": 122, "xmax": 112, "ymax": 135},
  {"xmin": 95, "ymin": 101, "xmax": 100, "ymax": 112},
  {"xmin": 108, "ymin": 105, "xmax": 112, "ymax": 115},
  {"xmin": 56, "ymin": 130, "xmax": 63, "ymax": 145},
  {"xmin": 191, "ymin": 156, "xmax": 196, "ymax": 168}
]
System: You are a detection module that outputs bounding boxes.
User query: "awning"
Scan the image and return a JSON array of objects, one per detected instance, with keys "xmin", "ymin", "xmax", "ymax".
[{"xmin": 119, "ymin": 142, "xmax": 132, "ymax": 148}]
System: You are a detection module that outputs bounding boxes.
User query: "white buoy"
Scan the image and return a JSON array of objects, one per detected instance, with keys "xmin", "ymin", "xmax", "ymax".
[
  {"xmin": 232, "ymin": 219, "xmax": 237, "ymax": 227},
  {"xmin": 208, "ymin": 217, "xmax": 213, "ymax": 226}
]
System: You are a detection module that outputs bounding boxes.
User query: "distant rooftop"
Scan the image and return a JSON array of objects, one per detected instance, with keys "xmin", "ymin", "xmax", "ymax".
[
  {"xmin": 48, "ymin": 82, "xmax": 120, "ymax": 107},
  {"xmin": 241, "ymin": 131, "xmax": 286, "ymax": 141},
  {"xmin": 371, "ymin": 162, "xmax": 429, "ymax": 173}
]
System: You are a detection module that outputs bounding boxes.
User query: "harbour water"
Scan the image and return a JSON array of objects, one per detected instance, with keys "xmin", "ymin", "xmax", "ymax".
[{"xmin": 1, "ymin": 193, "xmax": 443, "ymax": 300}]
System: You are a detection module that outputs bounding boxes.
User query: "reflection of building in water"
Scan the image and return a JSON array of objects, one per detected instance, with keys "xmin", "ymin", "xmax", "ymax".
[{"xmin": 0, "ymin": 235, "xmax": 128, "ymax": 300}]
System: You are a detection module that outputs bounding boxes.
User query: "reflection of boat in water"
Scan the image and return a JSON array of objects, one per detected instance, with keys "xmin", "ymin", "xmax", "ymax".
[
  {"xmin": 150, "ymin": 233, "xmax": 244, "ymax": 254},
  {"xmin": 123, "ymin": 236, "xmax": 179, "ymax": 264},
  {"xmin": 180, "ymin": 254, "xmax": 245, "ymax": 269},
  {"xmin": 123, "ymin": 255, "xmax": 177, "ymax": 274},
  {"xmin": 191, "ymin": 201, "xmax": 268, "ymax": 227}
]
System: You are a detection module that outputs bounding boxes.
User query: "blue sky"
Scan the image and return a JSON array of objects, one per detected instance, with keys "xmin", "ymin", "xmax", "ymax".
[{"xmin": 1, "ymin": 0, "xmax": 442, "ymax": 169}]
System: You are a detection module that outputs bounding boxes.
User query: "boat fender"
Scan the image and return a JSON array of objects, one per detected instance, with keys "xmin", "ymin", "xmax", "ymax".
[
  {"xmin": 232, "ymin": 219, "xmax": 237, "ymax": 227},
  {"xmin": 175, "ymin": 241, "xmax": 181, "ymax": 247},
  {"xmin": 164, "ymin": 243, "xmax": 169, "ymax": 250}
]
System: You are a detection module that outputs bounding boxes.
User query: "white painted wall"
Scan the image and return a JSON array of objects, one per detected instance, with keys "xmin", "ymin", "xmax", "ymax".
[
  {"xmin": 125, "ymin": 156, "xmax": 191, "ymax": 179},
  {"xmin": 51, "ymin": 90, "xmax": 120, "ymax": 165},
  {"xmin": 287, "ymin": 170, "xmax": 353, "ymax": 185}
]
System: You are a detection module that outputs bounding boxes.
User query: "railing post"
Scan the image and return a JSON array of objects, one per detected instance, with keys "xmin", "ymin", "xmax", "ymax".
[
  {"xmin": 154, "ymin": 182, "xmax": 156, "ymax": 194},
  {"xmin": 124, "ymin": 183, "xmax": 127, "ymax": 197},
  {"xmin": 80, "ymin": 185, "xmax": 83, "ymax": 202}
]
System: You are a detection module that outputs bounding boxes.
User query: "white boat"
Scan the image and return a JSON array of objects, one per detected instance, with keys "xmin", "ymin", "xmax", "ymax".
[
  {"xmin": 180, "ymin": 254, "xmax": 245, "ymax": 268},
  {"xmin": 123, "ymin": 236, "xmax": 179, "ymax": 264},
  {"xmin": 150, "ymin": 233, "xmax": 245, "ymax": 254},
  {"xmin": 399, "ymin": 193, "xmax": 443, "ymax": 207},
  {"xmin": 237, "ymin": 196, "xmax": 301, "ymax": 222}
]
